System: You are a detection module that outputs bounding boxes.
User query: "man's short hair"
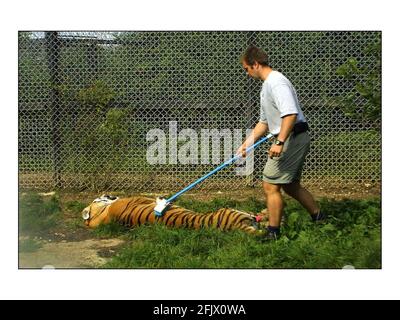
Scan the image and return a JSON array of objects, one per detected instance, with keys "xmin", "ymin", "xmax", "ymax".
[{"xmin": 241, "ymin": 45, "xmax": 269, "ymax": 66}]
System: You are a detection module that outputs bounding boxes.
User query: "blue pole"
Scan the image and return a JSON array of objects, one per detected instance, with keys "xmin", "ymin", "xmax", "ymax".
[{"xmin": 166, "ymin": 133, "xmax": 274, "ymax": 203}]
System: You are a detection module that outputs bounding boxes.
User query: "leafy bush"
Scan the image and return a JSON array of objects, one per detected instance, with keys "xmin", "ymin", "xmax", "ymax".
[
  {"xmin": 64, "ymin": 105, "xmax": 130, "ymax": 189},
  {"xmin": 77, "ymin": 81, "xmax": 115, "ymax": 113},
  {"xmin": 19, "ymin": 193, "xmax": 61, "ymax": 234},
  {"xmin": 336, "ymin": 39, "xmax": 381, "ymax": 123}
]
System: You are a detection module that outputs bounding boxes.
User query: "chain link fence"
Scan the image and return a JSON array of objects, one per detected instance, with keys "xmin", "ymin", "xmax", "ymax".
[{"xmin": 18, "ymin": 31, "xmax": 381, "ymax": 192}]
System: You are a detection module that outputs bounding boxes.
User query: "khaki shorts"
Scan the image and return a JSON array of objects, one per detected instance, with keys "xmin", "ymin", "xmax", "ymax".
[{"xmin": 262, "ymin": 132, "xmax": 310, "ymax": 184}]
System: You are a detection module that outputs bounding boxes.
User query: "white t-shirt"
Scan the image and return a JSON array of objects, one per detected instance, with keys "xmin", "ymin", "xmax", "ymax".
[{"xmin": 259, "ymin": 70, "xmax": 306, "ymax": 135}]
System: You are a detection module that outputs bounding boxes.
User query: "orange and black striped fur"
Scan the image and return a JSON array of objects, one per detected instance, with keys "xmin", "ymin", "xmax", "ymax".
[{"xmin": 82, "ymin": 195, "xmax": 260, "ymax": 234}]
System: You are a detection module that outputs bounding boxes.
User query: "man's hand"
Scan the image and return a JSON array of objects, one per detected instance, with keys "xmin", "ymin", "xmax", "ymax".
[
  {"xmin": 236, "ymin": 144, "xmax": 247, "ymax": 158},
  {"xmin": 269, "ymin": 144, "xmax": 284, "ymax": 159}
]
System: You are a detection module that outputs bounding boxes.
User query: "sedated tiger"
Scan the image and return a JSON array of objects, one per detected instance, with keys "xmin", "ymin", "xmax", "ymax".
[{"xmin": 82, "ymin": 194, "xmax": 263, "ymax": 234}]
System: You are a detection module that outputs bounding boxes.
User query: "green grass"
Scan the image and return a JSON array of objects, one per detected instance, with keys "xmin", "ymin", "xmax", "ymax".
[
  {"xmin": 90, "ymin": 221, "xmax": 131, "ymax": 238},
  {"xmin": 19, "ymin": 192, "xmax": 61, "ymax": 235},
  {"xmin": 19, "ymin": 238, "xmax": 42, "ymax": 253},
  {"xmin": 102, "ymin": 197, "xmax": 381, "ymax": 269},
  {"xmin": 63, "ymin": 200, "xmax": 91, "ymax": 230},
  {"xmin": 17, "ymin": 191, "xmax": 381, "ymax": 268},
  {"xmin": 64, "ymin": 200, "xmax": 87, "ymax": 213}
]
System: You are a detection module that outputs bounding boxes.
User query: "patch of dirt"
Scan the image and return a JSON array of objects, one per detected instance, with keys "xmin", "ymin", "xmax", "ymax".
[
  {"xmin": 32, "ymin": 227, "xmax": 93, "ymax": 243},
  {"xmin": 97, "ymin": 243, "xmax": 126, "ymax": 258},
  {"xmin": 155, "ymin": 184, "xmax": 381, "ymax": 202},
  {"xmin": 19, "ymin": 238, "xmax": 125, "ymax": 269}
]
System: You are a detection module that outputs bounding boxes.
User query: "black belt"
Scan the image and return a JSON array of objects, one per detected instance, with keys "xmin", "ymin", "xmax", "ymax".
[
  {"xmin": 292, "ymin": 121, "xmax": 309, "ymax": 136},
  {"xmin": 274, "ymin": 122, "xmax": 309, "ymax": 138}
]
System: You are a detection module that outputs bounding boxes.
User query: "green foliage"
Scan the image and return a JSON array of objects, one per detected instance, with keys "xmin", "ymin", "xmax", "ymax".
[
  {"xmin": 63, "ymin": 106, "xmax": 131, "ymax": 188},
  {"xmin": 336, "ymin": 39, "xmax": 381, "ymax": 122},
  {"xmin": 74, "ymin": 107, "xmax": 129, "ymax": 153},
  {"xmin": 18, "ymin": 38, "xmax": 52, "ymax": 104},
  {"xmin": 98, "ymin": 108, "xmax": 129, "ymax": 147},
  {"xmin": 77, "ymin": 81, "xmax": 115, "ymax": 112},
  {"xmin": 104, "ymin": 197, "xmax": 381, "ymax": 269},
  {"xmin": 19, "ymin": 193, "xmax": 61, "ymax": 234},
  {"xmin": 19, "ymin": 238, "xmax": 42, "ymax": 253},
  {"xmin": 64, "ymin": 200, "xmax": 87, "ymax": 213},
  {"xmin": 91, "ymin": 221, "xmax": 131, "ymax": 238}
]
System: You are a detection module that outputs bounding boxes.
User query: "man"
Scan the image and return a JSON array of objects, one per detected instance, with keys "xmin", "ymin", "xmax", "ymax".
[{"xmin": 237, "ymin": 45, "xmax": 326, "ymax": 241}]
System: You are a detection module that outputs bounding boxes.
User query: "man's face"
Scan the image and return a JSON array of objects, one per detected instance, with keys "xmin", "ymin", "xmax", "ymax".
[{"xmin": 242, "ymin": 61, "xmax": 260, "ymax": 79}]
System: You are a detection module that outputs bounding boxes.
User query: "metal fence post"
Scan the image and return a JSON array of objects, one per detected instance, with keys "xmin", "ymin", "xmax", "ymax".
[{"xmin": 45, "ymin": 31, "xmax": 62, "ymax": 189}]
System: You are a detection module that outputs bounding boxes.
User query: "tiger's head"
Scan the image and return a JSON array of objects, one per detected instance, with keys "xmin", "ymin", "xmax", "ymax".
[{"xmin": 81, "ymin": 194, "xmax": 119, "ymax": 228}]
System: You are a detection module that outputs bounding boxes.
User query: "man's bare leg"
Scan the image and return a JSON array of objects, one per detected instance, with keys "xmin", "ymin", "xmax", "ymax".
[
  {"xmin": 282, "ymin": 181, "xmax": 322, "ymax": 217},
  {"xmin": 262, "ymin": 181, "xmax": 284, "ymax": 227}
]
